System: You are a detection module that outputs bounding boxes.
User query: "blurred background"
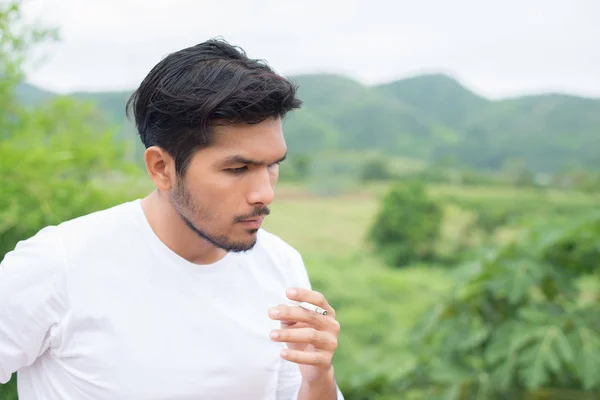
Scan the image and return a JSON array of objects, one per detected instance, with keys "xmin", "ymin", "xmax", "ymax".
[{"xmin": 1, "ymin": 0, "xmax": 599, "ymax": 399}]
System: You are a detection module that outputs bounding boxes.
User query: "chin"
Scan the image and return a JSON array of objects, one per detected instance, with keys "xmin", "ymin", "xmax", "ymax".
[
  {"xmin": 226, "ymin": 239, "xmax": 257, "ymax": 253},
  {"xmin": 221, "ymin": 231, "xmax": 259, "ymax": 253}
]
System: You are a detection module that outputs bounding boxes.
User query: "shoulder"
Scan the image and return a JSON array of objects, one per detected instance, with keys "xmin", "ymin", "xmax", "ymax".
[
  {"xmin": 0, "ymin": 224, "xmax": 67, "ymax": 311},
  {"xmin": 56, "ymin": 200, "xmax": 139, "ymax": 240},
  {"xmin": 2, "ymin": 200, "xmax": 137, "ymax": 271},
  {"xmin": 2, "ymin": 224, "xmax": 64, "ymax": 268}
]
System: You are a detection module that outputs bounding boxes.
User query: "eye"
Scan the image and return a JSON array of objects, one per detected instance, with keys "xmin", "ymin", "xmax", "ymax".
[{"xmin": 226, "ymin": 166, "xmax": 248, "ymax": 175}]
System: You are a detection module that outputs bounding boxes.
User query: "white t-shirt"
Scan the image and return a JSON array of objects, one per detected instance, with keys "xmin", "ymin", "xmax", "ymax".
[{"xmin": 0, "ymin": 199, "xmax": 343, "ymax": 399}]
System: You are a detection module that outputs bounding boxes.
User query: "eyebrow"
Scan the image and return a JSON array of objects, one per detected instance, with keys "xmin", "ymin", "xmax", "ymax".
[{"xmin": 218, "ymin": 151, "xmax": 287, "ymax": 167}]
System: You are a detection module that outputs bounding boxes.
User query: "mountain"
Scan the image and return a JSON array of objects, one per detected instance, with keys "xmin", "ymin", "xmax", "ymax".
[
  {"xmin": 15, "ymin": 83, "xmax": 55, "ymax": 105},
  {"xmin": 374, "ymin": 73, "xmax": 490, "ymax": 130},
  {"xmin": 288, "ymin": 74, "xmax": 446, "ymax": 158},
  {"xmin": 15, "ymin": 74, "xmax": 600, "ymax": 173}
]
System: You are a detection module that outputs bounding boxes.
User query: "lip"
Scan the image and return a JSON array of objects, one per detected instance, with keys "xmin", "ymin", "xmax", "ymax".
[{"xmin": 239, "ymin": 216, "xmax": 264, "ymax": 229}]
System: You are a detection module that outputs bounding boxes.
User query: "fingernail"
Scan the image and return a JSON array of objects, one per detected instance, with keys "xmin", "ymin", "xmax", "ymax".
[
  {"xmin": 280, "ymin": 350, "xmax": 288, "ymax": 358},
  {"xmin": 269, "ymin": 308, "xmax": 280, "ymax": 317},
  {"xmin": 270, "ymin": 331, "xmax": 279, "ymax": 339},
  {"xmin": 287, "ymin": 289, "xmax": 298, "ymax": 297}
]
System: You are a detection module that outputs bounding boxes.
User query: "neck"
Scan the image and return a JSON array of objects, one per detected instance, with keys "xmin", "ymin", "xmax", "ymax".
[{"xmin": 140, "ymin": 190, "xmax": 228, "ymax": 265}]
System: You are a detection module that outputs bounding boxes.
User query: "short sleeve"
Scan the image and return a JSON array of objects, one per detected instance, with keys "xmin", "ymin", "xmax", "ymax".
[{"xmin": 0, "ymin": 226, "xmax": 69, "ymax": 384}]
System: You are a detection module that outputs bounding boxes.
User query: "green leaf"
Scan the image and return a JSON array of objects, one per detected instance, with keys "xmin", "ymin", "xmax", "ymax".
[
  {"xmin": 429, "ymin": 359, "xmax": 475, "ymax": 385},
  {"xmin": 490, "ymin": 354, "xmax": 515, "ymax": 391},
  {"xmin": 571, "ymin": 327, "xmax": 600, "ymax": 390},
  {"xmin": 518, "ymin": 307, "xmax": 552, "ymax": 324},
  {"xmin": 443, "ymin": 383, "xmax": 462, "ymax": 400},
  {"xmin": 518, "ymin": 326, "xmax": 564, "ymax": 389},
  {"xmin": 553, "ymin": 328, "xmax": 574, "ymax": 364}
]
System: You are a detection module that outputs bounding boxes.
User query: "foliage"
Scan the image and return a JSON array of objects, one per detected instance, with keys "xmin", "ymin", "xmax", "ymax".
[
  {"xmin": 450, "ymin": 196, "xmax": 598, "ymax": 242},
  {"xmin": 368, "ymin": 180, "xmax": 443, "ymax": 267},
  {"xmin": 360, "ymin": 157, "xmax": 392, "ymax": 182},
  {"xmin": 399, "ymin": 213, "xmax": 600, "ymax": 399},
  {"xmin": 0, "ymin": 0, "xmax": 57, "ymax": 133}
]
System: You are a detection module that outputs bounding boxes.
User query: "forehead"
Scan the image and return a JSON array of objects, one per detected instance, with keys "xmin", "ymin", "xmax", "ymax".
[
  {"xmin": 212, "ymin": 117, "xmax": 284, "ymax": 148},
  {"xmin": 191, "ymin": 118, "xmax": 287, "ymax": 164}
]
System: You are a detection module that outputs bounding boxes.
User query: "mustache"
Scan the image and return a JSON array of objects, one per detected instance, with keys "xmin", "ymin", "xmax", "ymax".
[{"xmin": 234, "ymin": 206, "xmax": 271, "ymax": 222}]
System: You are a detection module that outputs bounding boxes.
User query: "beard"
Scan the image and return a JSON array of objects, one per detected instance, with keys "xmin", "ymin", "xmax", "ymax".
[{"xmin": 170, "ymin": 177, "xmax": 270, "ymax": 253}]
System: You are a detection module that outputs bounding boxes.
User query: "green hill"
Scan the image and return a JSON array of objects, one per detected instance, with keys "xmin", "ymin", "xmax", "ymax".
[
  {"xmin": 374, "ymin": 73, "xmax": 490, "ymax": 129},
  {"xmin": 289, "ymin": 74, "xmax": 443, "ymax": 158},
  {"xmin": 432, "ymin": 92, "xmax": 600, "ymax": 171},
  {"xmin": 16, "ymin": 74, "xmax": 600, "ymax": 173}
]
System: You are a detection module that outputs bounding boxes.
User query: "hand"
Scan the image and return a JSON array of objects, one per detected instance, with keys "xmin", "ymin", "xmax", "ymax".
[{"xmin": 268, "ymin": 287, "xmax": 340, "ymax": 383}]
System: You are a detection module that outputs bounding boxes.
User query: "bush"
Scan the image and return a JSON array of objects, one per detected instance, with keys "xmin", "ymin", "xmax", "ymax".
[
  {"xmin": 398, "ymin": 212, "xmax": 600, "ymax": 399},
  {"xmin": 367, "ymin": 180, "xmax": 443, "ymax": 267},
  {"xmin": 360, "ymin": 158, "xmax": 392, "ymax": 181}
]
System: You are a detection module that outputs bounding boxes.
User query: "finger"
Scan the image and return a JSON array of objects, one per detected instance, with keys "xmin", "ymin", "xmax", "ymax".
[
  {"xmin": 280, "ymin": 348, "xmax": 332, "ymax": 367},
  {"xmin": 270, "ymin": 327, "xmax": 338, "ymax": 351},
  {"xmin": 269, "ymin": 305, "xmax": 330, "ymax": 329},
  {"xmin": 286, "ymin": 288, "xmax": 336, "ymax": 317}
]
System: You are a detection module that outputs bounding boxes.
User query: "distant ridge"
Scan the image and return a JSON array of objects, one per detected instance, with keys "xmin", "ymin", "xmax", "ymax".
[{"xmin": 16, "ymin": 73, "xmax": 600, "ymax": 172}]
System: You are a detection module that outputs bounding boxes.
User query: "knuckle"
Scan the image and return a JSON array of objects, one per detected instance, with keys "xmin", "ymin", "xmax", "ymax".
[
  {"xmin": 310, "ymin": 328, "xmax": 320, "ymax": 342},
  {"xmin": 312, "ymin": 352, "xmax": 321, "ymax": 365},
  {"xmin": 316, "ymin": 292, "xmax": 326, "ymax": 304},
  {"xmin": 331, "ymin": 337, "xmax": 338, "ymax": 350},
  {"xmin": 332, "ymin": 319, "xmax": 341, "ymax": 333}
]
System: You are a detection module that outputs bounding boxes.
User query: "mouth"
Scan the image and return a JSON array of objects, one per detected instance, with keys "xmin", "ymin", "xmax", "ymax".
[{"xmin": 238, "ymin": 216, "xmax": 265, "ymax": 229}]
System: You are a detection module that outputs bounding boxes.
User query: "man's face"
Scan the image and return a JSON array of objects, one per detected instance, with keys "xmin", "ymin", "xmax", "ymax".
[{"xmin": 170, "ymin": 117, "xmax": 287, "ymax": 252}]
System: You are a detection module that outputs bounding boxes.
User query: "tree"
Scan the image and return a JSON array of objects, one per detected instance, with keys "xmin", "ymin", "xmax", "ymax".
[
  {"xmin": 367, "ymin": 180, "xmax": 443, "ymax": 267},
  {"xmin": 0, "ymin": 1, "xmax": 57, "ymax": 135}
]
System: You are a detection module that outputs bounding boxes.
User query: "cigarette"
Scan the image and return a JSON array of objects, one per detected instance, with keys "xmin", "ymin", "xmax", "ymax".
[{"xmin": 296, "ymin": 301, "xmax": 328, "ymax": 315}]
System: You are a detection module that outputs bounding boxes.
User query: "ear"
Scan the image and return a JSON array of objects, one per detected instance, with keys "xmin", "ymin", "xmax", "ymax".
[{"xmin": 144, "ymin": 146, "xmax": 175, "ymax": 191}]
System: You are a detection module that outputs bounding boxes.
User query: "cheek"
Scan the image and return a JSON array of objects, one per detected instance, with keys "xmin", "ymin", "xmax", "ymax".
[
  {"xmin": 184, "ymin": 176, "xmax": 230, "ymax": 209},
  {"xmin": 196, "ymin": 177, "xmax": 244, "ymax": 211}
]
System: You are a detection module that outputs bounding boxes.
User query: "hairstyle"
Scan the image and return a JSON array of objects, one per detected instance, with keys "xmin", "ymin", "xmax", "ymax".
[{"xmin": 126, "ymin": 38, "xmax": 302, "ymax": 175}]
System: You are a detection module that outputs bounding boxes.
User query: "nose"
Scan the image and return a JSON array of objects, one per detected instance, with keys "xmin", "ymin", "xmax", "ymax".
[{"xmin": 247, "ymin": 169, "xmax": 275, "ymax": 206}]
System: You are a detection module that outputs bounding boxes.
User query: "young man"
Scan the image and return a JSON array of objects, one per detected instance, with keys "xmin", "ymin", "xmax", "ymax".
[{"xmin": 0, "ymin": 39, "xmax": 344, "ymax": 399}]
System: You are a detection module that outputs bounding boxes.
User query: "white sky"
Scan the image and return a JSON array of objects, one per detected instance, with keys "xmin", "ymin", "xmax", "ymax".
[{"xmin": 19, "ymin": 0, "xmax": 600, "ymax": 99}]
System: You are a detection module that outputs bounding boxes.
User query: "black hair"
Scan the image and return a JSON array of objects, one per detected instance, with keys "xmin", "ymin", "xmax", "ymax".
[{"xmin": 126, "ymin": 38, "xmax": 302, "ymax": 175}]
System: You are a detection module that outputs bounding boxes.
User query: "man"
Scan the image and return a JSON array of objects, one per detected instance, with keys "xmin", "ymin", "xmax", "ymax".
[{"xmin": 0, "ymin": 39, "xmax": 344, "ymax": 399}]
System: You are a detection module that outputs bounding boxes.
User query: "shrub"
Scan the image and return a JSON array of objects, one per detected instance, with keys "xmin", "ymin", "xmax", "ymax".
[
  {"xmin": 368, "ymin": 180, "xmax": 443, "ymax": 267},
  {"xmin": 398, "ymin": 212, "xmax": 600, "ymax": 399},
  {"xmin": 360, "ymin": 158, "xmax": 392, "ymax": 181}
]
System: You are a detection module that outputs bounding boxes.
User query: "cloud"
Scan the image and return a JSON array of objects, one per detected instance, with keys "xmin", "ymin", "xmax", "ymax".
[{"xmin": 19, "ymin": 0, "xmax": 600, "ymax": 98}]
